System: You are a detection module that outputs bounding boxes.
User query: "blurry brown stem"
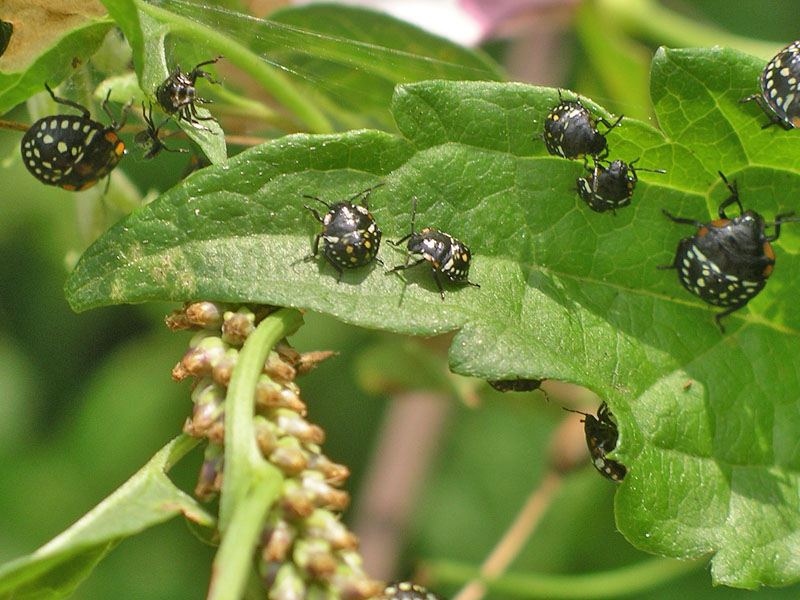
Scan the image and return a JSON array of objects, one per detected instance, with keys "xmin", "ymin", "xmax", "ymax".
[{"xmin": 452, "ymin": 472, "xmax": 562, "ymax": 600}]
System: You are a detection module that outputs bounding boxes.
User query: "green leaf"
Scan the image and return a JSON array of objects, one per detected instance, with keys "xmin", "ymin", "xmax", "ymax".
[
  {"xmin": 0, "ymin": 16, "xmax": 113, "ymax": 115},
  {"xmin": 64, "ymin": 47, "xmax": 800, "ymax": 588},
  {"xmin": 139, "ymin": 0, "xmax": 501, "ymax": 132},
  {"xmin": 100, "ymin": 0, "xmax": 143, "ymax": 78},
  {"xmin": 105, "ymin": 0, "xmax": 227, "ymax": 164},
  {"xmin": 0, "ymin": 436, "xmax": 212, "ymax": 600},
  {"xmin": 266, "ymin": 3, "xmax": 504, "ymax": 128}
]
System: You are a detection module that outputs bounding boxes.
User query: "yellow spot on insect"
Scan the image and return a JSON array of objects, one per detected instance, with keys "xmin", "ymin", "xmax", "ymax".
[
  {"xmin": 346, "ymin": 245, "xmax": 354, "ymax": 254},
  {"xmin": 364, "ymin": 241, "xmax": 371, "ymax": 248}
]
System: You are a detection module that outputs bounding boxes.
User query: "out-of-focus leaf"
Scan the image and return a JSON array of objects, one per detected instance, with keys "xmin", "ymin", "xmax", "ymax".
[
  {"xmin": 0, "ymin": 10, "xmax": 112, "ymax": 115},
  {"xmin": 0, "ymin": 435, "xmax": 211, "ymax": 600},
  {"xmin": 266, "ymin": 3, "xmax": 503, "ymax": 128}
]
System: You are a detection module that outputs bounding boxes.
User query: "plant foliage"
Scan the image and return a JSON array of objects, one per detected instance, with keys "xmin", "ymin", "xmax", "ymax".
[
  {"xmin": 66, "ymin": 46, "xmax": 800, "ymax": 589},
  {"xmin": 4, "ymin": 0, "xmax": 800, "ymax": 594}
]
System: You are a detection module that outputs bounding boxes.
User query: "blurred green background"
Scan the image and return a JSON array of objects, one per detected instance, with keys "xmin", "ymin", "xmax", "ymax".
[{"xmin": 3, "ymin": 1, "xmax": 800, "ymax": 598}]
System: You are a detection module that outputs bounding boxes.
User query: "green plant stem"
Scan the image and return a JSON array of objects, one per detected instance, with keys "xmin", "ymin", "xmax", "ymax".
[
  {"xmin": 135, "ymin": 1, "xmax": 333, "ymax": 133},
  {"xmin": 205, "ymin": 308, "xmax": 303, "ymax": 599},
  {"xmin": 596, "ymin": 0, "xmax": 782, "ymax": 59},
  {"xmin": 429, "ymin": 555, "xmax": 705, "ymax": 599},
  {"xmin": 219, "ymin": 307, "xmax": 304, "ymax": 531},
  {"xmin": 207, "ymin": 477, "xmax": 278, "ymax": 600}
]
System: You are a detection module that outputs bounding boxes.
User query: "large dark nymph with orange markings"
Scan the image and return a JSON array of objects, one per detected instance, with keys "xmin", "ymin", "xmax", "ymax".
[
  {"xmin": 659, "ymin": 172, "xmax": 799, "ymax": 332},
  {"xmin": 20, "ymin": 84, "xmax": 127, "ymax": 191},
  {"xmin": 741, "ymin": 41, "xmax": 800, "ymax": 130}
]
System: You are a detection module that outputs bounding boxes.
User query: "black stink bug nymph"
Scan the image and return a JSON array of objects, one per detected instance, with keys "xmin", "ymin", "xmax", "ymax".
[
  {"xmin": 388, "ymin": 197, "xmax": 480, "ymax": 300},
  {"xmin": 488, "ymin": 378, "xmax": 545, "ymax": 393},
  {"xmin": 659, "ymin": 171, "xmax": 800, "ymax": 332},
  {"xmin": 542, "ymin": 90, "xmax": 623, "ymax": 160},
  {"xmin": 564, "ymin": 402, "xmax": 626, "ymax": 482},
  {"xmin": 304, "ymin": 184, "xmax": 384, "ymax": 280},
  {"xmin": 156, "ymin": 56, "xmax": 222, "ymax": 130},
  {"xmin": 379, "ymin": 581, "xmax": 442, "ymax": 600},
  {"xmin": 20, "ymin": 83, "xmax": 128, "ymax": 191},
  {"xmin": 134, "ymin": 102, "xmax": 188, "ymax": 159},
  {"xmin": 576, "ymin": 158, "xmax": 666, "ymax": 215},
  {"xmin": 740, "ymin": 41, "xmax": 800, "ymax": 129}
]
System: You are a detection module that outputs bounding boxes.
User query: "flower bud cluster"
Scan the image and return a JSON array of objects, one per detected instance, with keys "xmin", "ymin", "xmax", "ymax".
[{"xmin": 168, "ymin": 302, "xmax": 383, "ymax": 599}]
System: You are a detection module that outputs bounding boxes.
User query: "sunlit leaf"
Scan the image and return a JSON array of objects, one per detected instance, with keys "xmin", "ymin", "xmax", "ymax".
[{"xmin": 63, "ymin": 47, "xmax": 800, "ymax": 588}]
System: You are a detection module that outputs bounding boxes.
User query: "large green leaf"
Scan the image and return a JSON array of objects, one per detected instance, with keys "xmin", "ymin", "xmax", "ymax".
[
  {"xmin": 64, "ymin": 47, "xmax": 800, "ymax": 588},
  {"xmin": 266, "ymin": 3, "xmax": 503, "ymax": 128},
  {"xmin": 0, "ymin": 435, "xmax": 212, "ymax": 599}
]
